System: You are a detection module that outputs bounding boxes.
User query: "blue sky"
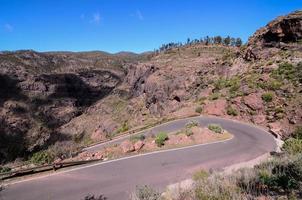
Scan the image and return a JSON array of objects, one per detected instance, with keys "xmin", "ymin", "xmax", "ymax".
[{"xmin": 0, "ymin": 0, "xmax": 301, "ymax": 53}]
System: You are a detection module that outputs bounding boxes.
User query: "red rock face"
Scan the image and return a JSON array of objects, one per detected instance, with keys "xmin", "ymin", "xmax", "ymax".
[
  {"xmin": 245, "ymin": 11, "xmax": 302, "ymax": 60},
  {"xmin": 248, "ymin": 11, "xmax": 302, "ymax": 47},
  {"xmin": 243, "ymin": 93, "xmax": 264, "ymax": 111},
  {"xmin": 203, "ymin": 99, "xmax": 227, "ymax": 116}
]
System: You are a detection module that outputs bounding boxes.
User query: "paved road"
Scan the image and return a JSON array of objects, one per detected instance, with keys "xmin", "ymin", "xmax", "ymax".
[{"xmin": 2, "ymin": 116, "xmax": 277, "ymax": 200}]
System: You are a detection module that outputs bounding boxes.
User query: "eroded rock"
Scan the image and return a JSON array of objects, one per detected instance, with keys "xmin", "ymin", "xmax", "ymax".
[
  {"xmin": 203, "ymin": 99, "xmax": 227, "ymax": 116},
  {"xmin": 244, "ymin": 93, "xmax": 263, "ymax": 111},
  {"xmin": 120, "ymin": 140, "xmax": 135, "ymax": 153}
]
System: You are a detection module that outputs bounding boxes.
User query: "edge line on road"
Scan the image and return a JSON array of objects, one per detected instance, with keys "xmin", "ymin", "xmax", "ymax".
[{"xmin": 5, "ymin": 135, "xmax": 234, "ymax": 186}]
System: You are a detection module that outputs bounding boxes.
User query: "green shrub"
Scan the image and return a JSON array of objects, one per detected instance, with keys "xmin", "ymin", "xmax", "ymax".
[
  {"xmin": 130, "ymin": 134, "xmax": 146, "ymax": 142},
  {"xmin": 262, "ymin": 92, "xmax": 273, "ymax": 102},
  {"xmin": 193, "ymin": 169, "xmax": 209, "ymax": 181},
  {"xmin": 226, "ymin": 106, "xmax": 238, "ymax": 116},
  {"xmin": 214, "ymin": 78, "xmax": 228, "ymax": 90},
  {"xmin": 30, "ymin": 150, "xmax": 54, "ymax": 165},
  {"xmin": 185, "ymin": 121, "xmax": 199, "ymax": 136},
  {"xmin": 72, "ymin": 132, "xmax": 85, "ymax": 143},
  {"xmin": 208, "ymin": 124, "xmax": 223, "ymax": 134},
  {"xmin": 185, "ymin": 120, "xmax": 199, "ymax": 129},
  {"xmin": 185, "ymin": 130, "xmax": 193, "ymax": 137},
  {"xmin": 0, "ymin": 166, "xmax": 11, "ymax": 173},
  {"xmin": 283, "ymin": 138, "xmax": 302, "ymax": 155},
  {"xmin": 266, "ymin": 79, "xmax": 282, "ymax": 90},
  {"xmin": 195, "ymin": 106, "xmax": 203, "ymax": 113},
  {"xmin": 271, "ymin": 62, "xmax": 302, "ymax": 84},
  {"xmin": 194, "ymin": 175, "xmax": 243, "ymax": 200},
  {"xmin": 259, "ymin": 155, "xmax": 302, "ymax": 192},
  {"xmin": 293, "ymin": 126, "xmax": 302, "ymax": 140},
  {"xmin": 214, "ymin": 77, "xmax": 240, "ymax": 92},
  {"xmin": 228, "ymin": 77, "xmax": 240, "ymax": 92},
  {"xmin": 209, "ymin": 93, "xmax": 220, "ymax": 100},
  {"xmin": 272, "ymin": 62, "xmax": 296, "ymax": 81},
  {"xmin": 117, "ymin": 121, "xmax": 129, "ymax": 133},
  {"xmin": 155, "ymin": 132, "xmax": 168, "ymax": 147},
  {"xmin": 132, "ymin": 185, "xmax": 161, "ymax": 200}
]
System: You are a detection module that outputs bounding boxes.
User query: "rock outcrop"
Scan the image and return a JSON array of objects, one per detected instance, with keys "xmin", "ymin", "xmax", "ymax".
[
  {"xmin": 245, "ymin": 10, "xmax": 302, "ymax": 60},
  {"xmin": 248, "ymin": 11, "xmax": 302, "ymax": 47}
]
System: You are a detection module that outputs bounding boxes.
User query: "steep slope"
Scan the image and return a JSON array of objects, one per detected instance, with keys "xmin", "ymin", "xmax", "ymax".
[{"xmin": 0, "ymin": 51, "xmax": 146, "ymax": 162}]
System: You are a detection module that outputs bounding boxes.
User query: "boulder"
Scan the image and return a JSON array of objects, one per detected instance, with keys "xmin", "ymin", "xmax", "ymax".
[
  {"xmin": 244, "ymin": 93, "xmax": 263, "ymax": 111},
  {"xmin": 120, "ymin": 140, "xmax": 135, "ymax": 153},
  {"xmin": 268, "ymin": 122, "xmax": 282, "ymax": 137},
  {"xmin": 203, "ymin": 99, "xmax": 227, "ymax": 116},
  {"xmin": 134, "ymin": 140, "xmax": 144, "ymax": 151},
  {"xmin": 248, "ymin": 11, "xmax": 302, "ymax": 47},
  {"xmin": 252, "ymin": 114, "xmax": 266, "ymax": 124}
]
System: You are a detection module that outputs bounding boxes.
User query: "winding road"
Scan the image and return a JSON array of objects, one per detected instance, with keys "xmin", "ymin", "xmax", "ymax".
[{"xmin": 2, "ymin": 116, "xmax": 277, "ymax": 200}]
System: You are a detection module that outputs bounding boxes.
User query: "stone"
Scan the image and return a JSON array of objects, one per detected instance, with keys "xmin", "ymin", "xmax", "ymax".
[
  {"xmin": 120, "ymin": 140, "xmax": 135, "ymax": 153},
  {"xmin": 252, "ymin": 114, "xmax": 266, "ymax": 124},
  {"xmin": 54, "ymin": 158, "xmax": 62, "ymax": 164},
  {"xmin": 244, "ymin": 93, "xmax": 263, "ymax": 111},
  {"xmin": 268, "ymin": 122, "xmax": 282, "ymax": 137},
  {"xmin": 134, "ymin": 140, "xmax": 144, "ymax": 151},
  {"xmin": 203, "ymin": 99, "xmax": 227, "ymax": 116}
]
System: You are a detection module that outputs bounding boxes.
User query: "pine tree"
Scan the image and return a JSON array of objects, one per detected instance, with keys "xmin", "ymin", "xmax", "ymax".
[
  {"xmin": 223, "ymin": 36, "xmax": 231, "ymax": 46},
  {"xmin": 235, "ymin": 38, "xmax": 242, "ymax": 47}
]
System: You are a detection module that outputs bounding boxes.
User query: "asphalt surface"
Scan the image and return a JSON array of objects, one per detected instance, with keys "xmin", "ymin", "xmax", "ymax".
[{"xmin": 2, "ymin": 116, "xmax": 277, "ymax": 200}]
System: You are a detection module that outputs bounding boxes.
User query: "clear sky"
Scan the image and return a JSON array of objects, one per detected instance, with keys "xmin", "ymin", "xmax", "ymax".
[{"xmin": 0, "ymin": 0, "xmax": 301, "ymax": 53}]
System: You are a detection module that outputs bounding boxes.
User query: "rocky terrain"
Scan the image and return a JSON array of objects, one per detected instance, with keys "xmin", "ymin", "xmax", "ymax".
[{"xmin": 0, "ymin": 11, "xmax": 301, "ymax": 164}]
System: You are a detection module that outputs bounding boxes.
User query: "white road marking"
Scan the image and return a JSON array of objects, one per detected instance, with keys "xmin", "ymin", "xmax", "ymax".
[{"xmin": 5, "ymin": 136, "xmax": 234, "ymax": 186}]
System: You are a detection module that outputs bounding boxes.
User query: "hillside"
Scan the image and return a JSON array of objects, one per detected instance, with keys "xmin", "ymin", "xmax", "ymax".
[{"xmin": 0, "ymin": 11, "xmax": 301, "ymax": 164}]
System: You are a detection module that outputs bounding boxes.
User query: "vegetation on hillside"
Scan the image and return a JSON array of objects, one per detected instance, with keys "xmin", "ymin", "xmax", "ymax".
[{"xmin": 156, "ymin": 35, "xmax": 242, "ymax": 53}]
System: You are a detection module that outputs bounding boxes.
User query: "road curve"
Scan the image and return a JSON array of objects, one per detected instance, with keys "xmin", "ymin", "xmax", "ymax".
[{"xmin": 2, "ymin": 116, "xmax": 277, "ymax": 200}]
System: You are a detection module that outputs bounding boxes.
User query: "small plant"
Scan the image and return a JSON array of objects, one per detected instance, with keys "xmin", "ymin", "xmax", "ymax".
[
  {"xmin": 261, "ymin": 92, "xmax": 273, "ymax": 102},
  {"xmin": 185, "ymin": 120, "xmax": 199, "ymax": 129},
  {"xmin": 30, "ymin": 150, "xmax": 54, "ymax": 165},
  {"xmin": 0, "ymin": 166, "xmax": 11, "ymax": 173},
  {"xmin": 132, "ymin": 185, "xmax": 161, "ymax": 200},
  {"xmin": 283, "ymin": 138, "xmax": 302, "ymax": 155},
  {"xmin": 195, "ymin": 106, "xmax": 203, "ymax": 113},
  {"xmin": 185, "ymin": 121, "xmax": 199, "ymax": 136},
  {"xmin": 226, "ymin": 106, "xmax": 238, "ymax": 116},
  {"xmin": 208, "ymin": 124, "xmax": 223, "ymax": 134},
  {"xmin": 117, "ymin": 121, "xmax": 129, "ymax": 133},
  {"xmin": 266, "ymin": 79, "xmax": 282, "ymax": 90},
  {"xmin": 155, "ymin": 132, "xmax": 168, "ymax": 147},
  {"xmin": 293, "ymin": 126, "xmax": 302, "ymax": 140},
  {"xmin": 185, "ymin": 129, "xmax": 193, "ymax": 137},
  {"xmin": 193, "ymin": 169, "xmax": 209, "ymax": 181},
  {"xmin": 209, "ymin": 92, "xmax": 220, "ymax": 100},
  {"xmin": 272, "ymin": 62, "xmax": 296, "ymax": 81},
  {"xmin": 72, "ymin": 132, "xmax": 85, "ymax": 143}
]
